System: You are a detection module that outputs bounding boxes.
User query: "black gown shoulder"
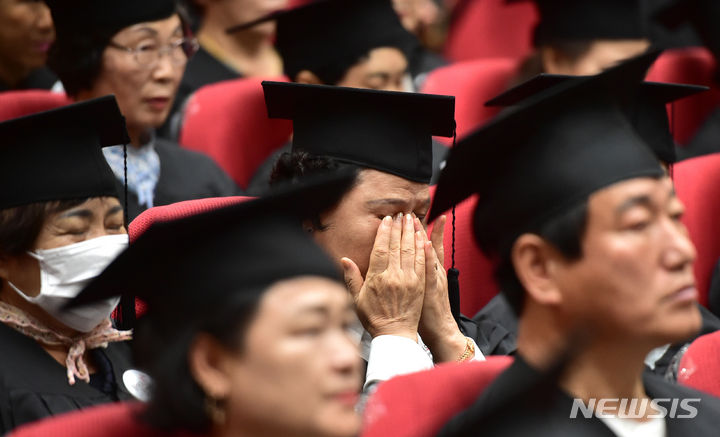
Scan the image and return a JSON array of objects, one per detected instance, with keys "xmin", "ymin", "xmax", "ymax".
[
  {"xmin": 0, "ymin": 323, "xmax": 134, "ymax": 433},
  {"xmin": 117, "ymin": 138, "xmax": 242, "ymax": 221}
]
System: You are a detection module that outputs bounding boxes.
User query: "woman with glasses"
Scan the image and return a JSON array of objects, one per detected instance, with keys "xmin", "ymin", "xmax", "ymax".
[{"xmin": 46, "ymin": 0, "xmax": 240, "ymax": 221}]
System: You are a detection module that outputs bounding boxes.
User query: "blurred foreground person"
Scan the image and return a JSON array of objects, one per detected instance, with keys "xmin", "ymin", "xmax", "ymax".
[
  {"xmin": 0, "ymin": 97, "xmax": 134, "ymax": 433},
  {"xmin": 432, "ymin": 51, "xmax": 720, "ymax": 436},
  {"xmin": 64, "ymin": 173, "xmax": 362, "ymax": 437},
  {"xmin": 46, "ymin": 0, "xmax": 239, "ymax": 221},
  {"xmin": 0, "ymin": 0, "xmax": 56, "ymax": 90}
]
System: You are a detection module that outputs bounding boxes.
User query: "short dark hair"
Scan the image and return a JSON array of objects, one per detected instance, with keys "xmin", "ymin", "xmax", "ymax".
[
  {"xmin": 514, "ymin": 40, "xmax": 595, "ymax": 86},
  {"xmin": 137, "ymin": 293, "xmax": 261, "ymax": 433},
  {"xmin": 0, "ymin": 199, "xmax": 89, "ymax": 287},
  {"xmin": 477, "ymin": 200, "xmax": 589, "ymax": 315},
  {"xmin": 48, "ymin": 7, "xmax": 191, "ymax": 97},
  {"xmin": 269, "ymin": 150, "xmax": 360, "ymax": 231}
]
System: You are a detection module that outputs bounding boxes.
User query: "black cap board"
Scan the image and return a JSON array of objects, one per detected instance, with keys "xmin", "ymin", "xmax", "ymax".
[
  {"xmin": 0, "ymin": 95, "xmax": 128, "ymax": 210},
  {"xmin": 46, "ymin": 0, "xmax": 176, "ymax": 42},
  {"xmin": 509, "ymin": 0, "xmax": 647, "ymax": 45},
  {"xmin": 227, "ymin": 0, "xmax": 417, "ymax": 81},
  {"xmin": 262, "ymin": 81, "xmax": 455, "ymax": 183},
  {"xmin": 428, "ymin": 51, "xmax": 665, "ymax": 253},
  {"xmin": 486, "ymin": 73, "xmax": 708, "ymax": 163},
  {"xmin": 67, "ymin": 171, "xmax": 356, "ymax": 313}
]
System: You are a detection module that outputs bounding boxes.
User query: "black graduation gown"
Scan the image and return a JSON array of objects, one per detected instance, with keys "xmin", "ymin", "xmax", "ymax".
[
  {"xmin": 437, "ymin": 355, "xmax": 720, "ymax": 437},
  {"xmin": 0, "ymin": 68, "xmax": 57, "ymax": 92},
  {"xmin": 115, "ymin": 138, "xmax": 241, "ymax": 222},
  {"xmin": 159, "ymin": 46, "xmax": 242, "ymax": 140},
  {"xmin": 0, "ymin": 323, "xmax": 134, "ymax": 433},
  {"xmin": 245, "ymin": 140, "xmax": 450, "ymax": 195},
  {"xmin": 708, "ymin": 258, "xmax": 720, "ymax": 316}
]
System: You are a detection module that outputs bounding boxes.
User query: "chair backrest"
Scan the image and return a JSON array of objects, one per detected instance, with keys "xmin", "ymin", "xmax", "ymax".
[
  {"xmin": 673, "ymin": 152, "xmax": 720, "ymax": 308},
  {"xmin": 429, "ymin": 186, "xmax": 499, "ymax": 317},
  {"xmin": 8, "ymin": 402, "xmax": 199, "ymax": 437},
  {"xmin": 677, "ymin": 331, "xmax": 720, "ymax": 398},
  {"xmin": 421, "ymin": 58, "xmax": 518, "ymax": 144},
  {"xmin": 0, "ymin": 90, "xmax": 71, "ymax": 121},
  {"xmin": 646, "ymin": 48, "xmax": 720, "ymax": 145},
  {"xmin": 444, "ymin": 0, "xmax": 537, "ymax": 62},
  {"xmin": 178, "ymin": 77, "xmax": 293, "ymax": 188},
  {"xmin": 362, "ymin": 356, "xmax": 513, "ymax": 437}
]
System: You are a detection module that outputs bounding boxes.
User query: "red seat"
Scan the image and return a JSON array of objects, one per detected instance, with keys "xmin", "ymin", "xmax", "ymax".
[
  {"xmin": 429, "ymin": 186, "xmax": 499, "ymax": 317},
  {"xmin": 8, "ymin": 402, "xmax": 200, "ymax": 437},
  {"xmin": 646, "ymin": 48, "xmax": 720, "ymax": 145},
  {"xmin": 677, "ymin": 331, "xmax": 720, "ymax": 398},
  {"xmin": 444, "ymin": 0, "xmax": 537, "ymax": 62},
  {"xmin": 673, "ymin": 152, "xmax": 720, "ymax": 309},
  {"xmin": 0, "ymin": 90, "xmax": 71, "ymax": 121},
  {"xmin": 362, "ymin": 356, "xmax": 513, "ymax": 437},
  {"xmin": 178, "ymin": 77, "xmax": 293, "ymax": 189},
  {"xmin": 421, "ymin": 58, "xmax": 518, "ymax": 143}
]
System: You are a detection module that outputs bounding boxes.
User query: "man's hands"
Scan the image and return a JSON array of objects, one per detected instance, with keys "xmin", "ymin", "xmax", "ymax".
[{"xmin": 342, "ymin": 213, "xmax": 426, "ymax": 342}]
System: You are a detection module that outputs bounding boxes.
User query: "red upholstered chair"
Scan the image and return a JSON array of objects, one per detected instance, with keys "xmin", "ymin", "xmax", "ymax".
[
  {"xmin": 429, "ymin": 186, "xmax": 499, "ymax": 317},
  {"xmin": 673, "ymin": 152, "xmax": 720, "ymax": 308},
  {"xmin": 421, "ymin": 58, "xmax": 518, "ymax": 143},
  {"xmin": 119, "ymin": 196, "xmax": 252, "ymax": 318},
  {"xmin": 8, "ymin": 402, "xmax": 200, "ymax": 437},
  {"xmin": 646, "ymin": 48, "xmax": 720, "ymax": 145},
  {"xmin": 677, "ymin": 331, "xmax": 720, "ymax": 398},
  {"xmin": 178, "ymin": 77, "xmax": 294, "ymax": 189},
  {"xmin": 444, "ymin": 0, "xmax": 537, "ymax": 62},
  {"xmin": 362, "ymin": 356, "xmax": 513, "ymax": 437},
  {"xmin": 0, "ymin": 90, "xmax": 71, "ymax": 121}
]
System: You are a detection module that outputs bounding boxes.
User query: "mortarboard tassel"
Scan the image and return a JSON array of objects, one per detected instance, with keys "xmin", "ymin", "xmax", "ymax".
[
  {"xmin": 447, "ymin": 125, "xmax": 461, "ymax": 325},
  {"xmin": 118, "ymin": 132, "xmax": 136, "ymax": 330}
]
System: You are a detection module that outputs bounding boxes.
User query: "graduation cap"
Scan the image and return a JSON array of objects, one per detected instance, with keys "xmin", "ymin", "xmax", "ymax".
[
  {"xmin": 227, "ymin": 0, "xmax": 417, "ymax": 81},
  {"xmin": 486, "ymin": 73, "xmax": 708, "ymax": 163},
  {"xmin": 509, "ymin": 0, "xmax": 648, "ymax": 45},
  {"xmin": 0, "ymin": 95, "xmax": 129, "ymax": 210},
  {"xmin": 428, "ymin": 51, "xmax": 665, "ymax": 253},
  {"xmin": 46, "ymin": 0, "xmax": 176, "ymax": 41},
  {"xmin": 262, "ymin": 81, "xmax": 455, "ymax": 183},
  {"xmin": 67, "ymin": 171, "xmax": 356, "ymax": 315}
]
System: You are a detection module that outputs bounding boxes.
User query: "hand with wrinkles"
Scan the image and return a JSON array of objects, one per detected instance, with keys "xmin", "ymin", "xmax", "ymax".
[
  {"xmin": 342, "ymin": 213, "xmax": 426, "ymax": 342},
  {"xmin": 415, "ymin": 215, "xmax": 469, "ymax": 362}
]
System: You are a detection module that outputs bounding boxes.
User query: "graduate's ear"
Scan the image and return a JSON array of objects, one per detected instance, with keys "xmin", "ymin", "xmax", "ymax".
[
  {"xmin": 540, "ymin": 45, "xmax": 574, "ymax": 75},
  {"xmin": 295, "ymin": 70, "xmax": 325, "ymax": 85},
  {"xmin": 0, "ymin": 254, "xmax": 12, "ymax": 280},
  {"xmin": 511, "ymin": 234, "xmax": 563, "ymax": 308},
  {"xmin": 188, "ymin": 333, "xmax": 232, "ymax": 401}
]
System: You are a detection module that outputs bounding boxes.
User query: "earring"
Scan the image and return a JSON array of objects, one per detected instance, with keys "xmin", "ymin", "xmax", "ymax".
[{"xmin": 205, "ymin": 395, "xmax": 227, "ymax": 425}]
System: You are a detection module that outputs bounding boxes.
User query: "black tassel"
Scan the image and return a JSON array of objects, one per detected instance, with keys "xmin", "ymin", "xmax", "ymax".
[
  {"xmin": 447, "ymin": 125, "xmax": 461, "ymax": 326},
  {"xmin": 118, "ymin": 140, "xmax": 136, "ymax": 330}
]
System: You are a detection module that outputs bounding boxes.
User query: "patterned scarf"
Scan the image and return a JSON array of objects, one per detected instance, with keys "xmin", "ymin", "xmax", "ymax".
[
  {"xmin": 0, "ymin": 301, "xmax": 132, "ymax": 385},
  {"xmin": 103, "ymin": 138, "xmax": 161, "ymax": 209}
]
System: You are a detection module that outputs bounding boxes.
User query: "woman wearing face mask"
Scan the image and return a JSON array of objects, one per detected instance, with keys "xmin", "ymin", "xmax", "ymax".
[
  {"xmin": 45, "ymin": 0, "xmax": 241, "ymax": 222},
  {"xmin": 35, "ymin": 175, "xmax": 362, "ymax": 437},
  {"xmin": 0, "ymin": 96, "xmax": 136, "ymax": 433}
]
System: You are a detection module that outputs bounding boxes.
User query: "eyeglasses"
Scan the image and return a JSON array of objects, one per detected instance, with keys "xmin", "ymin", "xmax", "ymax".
[{"xmin": 107, "ymin": 37, "xmax": 199, "ymax": 68}]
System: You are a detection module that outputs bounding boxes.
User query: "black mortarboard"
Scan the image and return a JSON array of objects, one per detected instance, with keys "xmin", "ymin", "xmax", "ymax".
[
  {"xmin": 0, "ymin": 95, "xmax": 129, "ymax": 210},
  {"xmin": 227, "ymin": 0, "xmax": 417, "ymax": 80},
  {"xmin": 262, "ymin": 81, "xmax": 455, "ymax": 183},
  {"xmin": 46, "ymin": 0, "xmax": 176, "ymax": 42},
  {"xmin": 428, "ymin": 52, "xmax": 665, "ymax": 251},
  {"xmin": 509, "ymin": 0, "xmax": 648, "ymax": 45},
  {"xmin": 486, "ymin": 73, "xmax": 708, "ymax": 163},
  {"xmin": 68, "ymin": 171, "xmax": 356, "ymax": 314}
]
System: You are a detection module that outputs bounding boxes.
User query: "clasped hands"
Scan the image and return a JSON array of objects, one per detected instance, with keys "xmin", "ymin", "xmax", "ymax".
[{"xmin": 341, "ymin": 212, "xmax": 468, "ymax": 363}]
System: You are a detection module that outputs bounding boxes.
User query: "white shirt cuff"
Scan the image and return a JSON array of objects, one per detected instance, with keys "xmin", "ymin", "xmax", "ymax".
[{"xmin": 364, "ymin": 335, "xmax": 434, "ymax": 390}]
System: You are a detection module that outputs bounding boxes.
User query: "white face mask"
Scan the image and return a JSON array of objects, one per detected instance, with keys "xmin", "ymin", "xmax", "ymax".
[{"xmin": 8, "ymin": 234, "xmax": 128, "ymax": 333}]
